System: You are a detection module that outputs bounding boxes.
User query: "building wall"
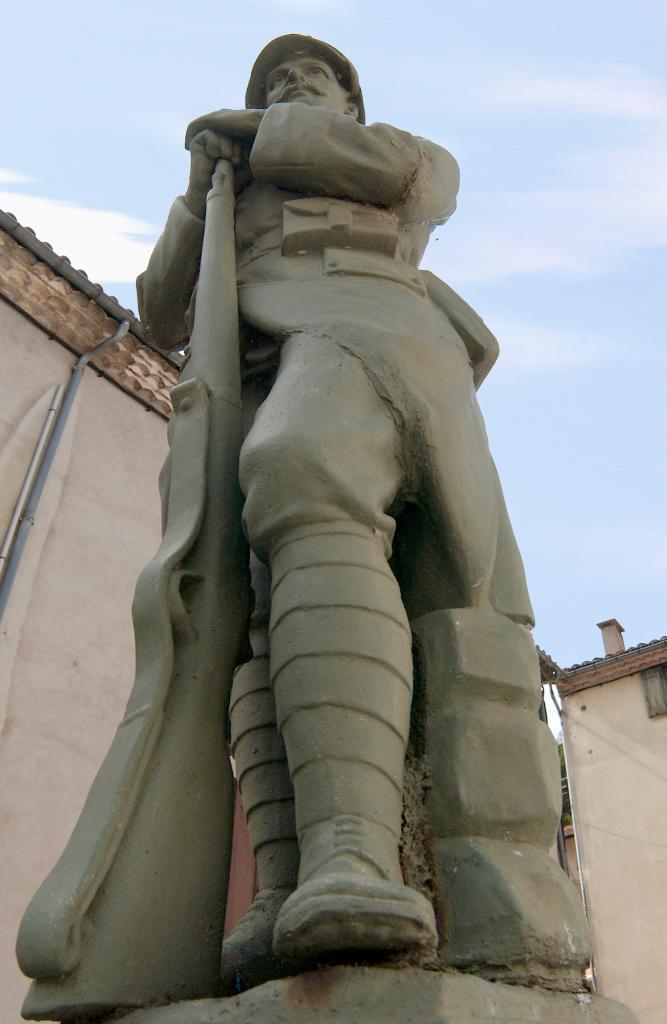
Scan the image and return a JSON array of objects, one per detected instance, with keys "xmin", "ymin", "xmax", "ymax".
[
  {"xmin": 563, "ymin": 671, "xmax": 667, "ymax": 1024},
  {"xmin": 0, "ymin": 297, "xmax": 168, "ymax": 1021}
]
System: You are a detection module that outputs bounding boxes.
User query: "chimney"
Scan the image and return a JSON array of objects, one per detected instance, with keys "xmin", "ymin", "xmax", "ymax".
[{"xmin": 597, "ymin": 618, "xmax": 625, "ymax": 656}]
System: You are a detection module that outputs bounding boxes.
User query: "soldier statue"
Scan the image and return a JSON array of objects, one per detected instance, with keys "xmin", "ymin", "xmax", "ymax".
[{"xmin": 17, "ymin": 35, "xmax": 595, "ymax": 1021}]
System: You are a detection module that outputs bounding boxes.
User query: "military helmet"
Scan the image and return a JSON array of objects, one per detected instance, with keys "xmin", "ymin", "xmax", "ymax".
[{"xmin": 245, "ymin": 34, "xmax": 365, "ymax": 124}]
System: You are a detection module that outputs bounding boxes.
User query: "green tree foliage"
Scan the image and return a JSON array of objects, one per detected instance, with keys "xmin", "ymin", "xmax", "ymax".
[{"xmin": 559, "ymin": 742, "xmax": 572, "ymax": 827}]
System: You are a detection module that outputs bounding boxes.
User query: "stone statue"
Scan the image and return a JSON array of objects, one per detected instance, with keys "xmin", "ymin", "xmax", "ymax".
[{"xmin": 17, "ymin": 35, "xmax": 638, "ymax": 1024}]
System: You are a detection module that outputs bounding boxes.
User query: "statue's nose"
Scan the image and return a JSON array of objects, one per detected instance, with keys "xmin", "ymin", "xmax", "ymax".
[{"xmin": 286, "ymin": 67, "xmax": 306, "ymax": 84}]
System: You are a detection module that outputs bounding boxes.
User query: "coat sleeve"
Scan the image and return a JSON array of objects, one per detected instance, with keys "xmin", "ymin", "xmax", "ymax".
[
  {"xmin": 136, "ymin": 197, "xmax": 205, "ymax": 351},
  {"xmin": 249, "ymin": 104, "xmax": 424, "ymax": 207},
  {"xmin": 250, "ymin": 103, "xmax": 459, "ymax": 228}
]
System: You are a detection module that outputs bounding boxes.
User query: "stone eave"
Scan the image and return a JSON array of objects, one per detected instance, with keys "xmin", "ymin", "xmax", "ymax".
[{"xmin": 0, "ymin": 210, "xmax": 178, "ymax": 418}]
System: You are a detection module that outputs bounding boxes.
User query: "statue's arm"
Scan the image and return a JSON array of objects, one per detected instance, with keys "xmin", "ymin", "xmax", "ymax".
[
  {"xmin": 249, "ymin": 103, "xmax": 453, "ymax": 208},
  {"xmin": 136, "ymin": 197, "xmax": 204, "ymax": 351}
]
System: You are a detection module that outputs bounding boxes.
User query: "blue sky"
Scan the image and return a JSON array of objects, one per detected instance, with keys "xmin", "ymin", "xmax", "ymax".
[{"xmin": 2, "ymin": 0, "xmax": 665, "ymax": 667}]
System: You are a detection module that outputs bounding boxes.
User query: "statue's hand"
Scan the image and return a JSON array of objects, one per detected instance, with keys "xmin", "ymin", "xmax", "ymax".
[
  {"xmin": 184, "ymin": 129, "xmax": 252, "ymax": 218},
  {"xmin": 185, "ymin": 108, "xmax": 264, "ymax": 149}
]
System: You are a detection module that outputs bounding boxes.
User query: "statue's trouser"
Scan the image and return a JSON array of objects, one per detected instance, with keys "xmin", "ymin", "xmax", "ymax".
[
  {"xmin": 239, "ymin": 329, "xmax": 589, "ymax": 973},
  {"xmin": 221, "ymin": 556, "xmax": 300, "ymax": 989},
  {"xmin": 240, "ymin": 333, "xmax": 438, "ymax": 958}
]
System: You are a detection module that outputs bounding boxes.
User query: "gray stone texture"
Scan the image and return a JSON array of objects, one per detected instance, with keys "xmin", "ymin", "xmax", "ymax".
[
  {"xmin": 412, "ymin": 610, "xmax": 590, "ymax": 983},
  {"xmin": 116, "ymin": 966, "xmax": 639, "ymax": 1024}
]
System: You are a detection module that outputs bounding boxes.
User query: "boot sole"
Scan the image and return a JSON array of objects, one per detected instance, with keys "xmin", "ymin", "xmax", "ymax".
[
  {"xmin": 273, "ymin": 874, "xmax": 437, "ymax": 959},
  {"xmin": 221, "ymin": 889, "xmax": 294, "ymax": 992}
]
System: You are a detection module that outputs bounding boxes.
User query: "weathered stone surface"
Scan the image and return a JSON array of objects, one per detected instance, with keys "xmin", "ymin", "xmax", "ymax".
[
  {"xmin": 433, "ymin": 837, "xmax": 591, "ymax": 982},
  {"xmin": 426, "ymin": 706, "xmax": 560, "ymax": 842},
  {"xmin": 16, "ymin": 34, "xmax": 608, "ymax": 1020},
  {"xmin": 411, "ymin": 609, "xmax": 591, "ymax": 975},
  {"xmin": 115, "ymin": 965, "xmax": 639, "ymax": 1023},
  {"xmin": 412, "ymin": 608, "xmax": 541, "ymax": 712}
]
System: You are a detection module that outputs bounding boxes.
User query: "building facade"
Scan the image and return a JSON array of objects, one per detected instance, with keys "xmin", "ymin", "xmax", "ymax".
[
  {"xmin": 556, "ymin": 622, "xmax": 667, "ymax": 1024},
  {"xmin": 0, "ymin": 211, "xmax": 177, "ymax": 1020}
]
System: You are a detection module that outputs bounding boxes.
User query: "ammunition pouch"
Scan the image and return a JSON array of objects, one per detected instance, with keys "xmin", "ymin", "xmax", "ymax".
[{"xmin": 281, "ymin": 198, "xmax": 399, "ymax": 257}]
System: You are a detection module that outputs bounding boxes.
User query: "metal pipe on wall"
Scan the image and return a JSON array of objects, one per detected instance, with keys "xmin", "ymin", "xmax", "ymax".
[
  {"xmin": 0, "ymin": 321, "xmax": 130, "ymax": 622},
  {"xmin": 0, "ymin": 384, "xmax": 64, "ymax": 586}
]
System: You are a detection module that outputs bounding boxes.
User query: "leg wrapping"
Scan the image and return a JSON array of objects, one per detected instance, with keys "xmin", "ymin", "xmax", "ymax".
[
  {"xmin": 268, "ymin": 524, "xmax": 413, "ymax": 885},
  {"xmin": 229, "ymin": 657, "xmax": 297, "ymax": 889}
]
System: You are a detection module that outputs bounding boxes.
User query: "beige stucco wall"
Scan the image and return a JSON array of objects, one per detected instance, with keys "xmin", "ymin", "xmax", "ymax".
[
  {"xmin": 563, "ymin": 672, "xmax": 667, "ymax": 1024},
  {"xmin": 0, "ymin": 296, "xmax": 168, "ymax": 1021}
]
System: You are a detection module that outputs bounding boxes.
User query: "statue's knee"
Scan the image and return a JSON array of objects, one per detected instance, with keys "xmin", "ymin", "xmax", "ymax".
[
  {"xmin": 240, "ymin": 432, "xmax": 325, "ymax": 555},
  {"xmin": 240, "ymin": 424, "xmax": 397, "ymax": 561}
]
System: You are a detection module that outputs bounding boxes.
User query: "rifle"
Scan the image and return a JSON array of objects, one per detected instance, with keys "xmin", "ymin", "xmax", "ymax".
[{"xmin": 18, "ymin": 159, "xmax": 250, "ymax": 1018}]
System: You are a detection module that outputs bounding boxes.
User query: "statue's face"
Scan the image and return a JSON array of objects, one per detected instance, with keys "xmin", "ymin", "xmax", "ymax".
[{"xmin": 265, "ymin": 57, "xmax": 356, "ymax": 117}]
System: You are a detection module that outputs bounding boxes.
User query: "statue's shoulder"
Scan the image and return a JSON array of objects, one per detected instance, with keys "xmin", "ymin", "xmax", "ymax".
[{"xmin": 421, "ymin": 270, "xmax": 499, "ymax": 388}]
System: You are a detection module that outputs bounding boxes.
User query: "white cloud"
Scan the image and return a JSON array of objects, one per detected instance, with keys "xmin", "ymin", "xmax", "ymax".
[
  {"xmin": 485, "ymin": 319, "xmax": 612, "ymax": 371},
  {"xmin": 478, "ymin": 69, "xmax": 667, "ymax": 121},
  {"xmin": 414, "ymin": 64, "xmax": 667, "ymax": 284},
  {"xmin": 424, "ymin": 224, "xmax": 588, "ymax": 284},
  {"xmin": 0, "ymin": 187, "xmax": 156, "ymax": 283},
  {"xmin": 408, "ymin": 60, "xmax": 667, "ymax": 124},
  {"xmin": 0, "ymin": 168, "xmax": 33, "ymax": 185},
  {"xmin": 425, "ymin": 117, "xmax": 667, "ymax": 285}
]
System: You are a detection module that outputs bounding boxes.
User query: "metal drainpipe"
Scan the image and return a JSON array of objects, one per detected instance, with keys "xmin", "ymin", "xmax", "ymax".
[
  {"xmin": 0, "ymin": 384, "xmax": 65, "ymax": 583},
  {"xmin": 0, "ymin": 320, "xmax": 130, "ymax": 623}
]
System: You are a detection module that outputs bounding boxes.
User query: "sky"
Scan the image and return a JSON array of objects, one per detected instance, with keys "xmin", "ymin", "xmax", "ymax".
[{"xmin": 1, "ymin": 0, "xmax": 665, "ymax": 668}]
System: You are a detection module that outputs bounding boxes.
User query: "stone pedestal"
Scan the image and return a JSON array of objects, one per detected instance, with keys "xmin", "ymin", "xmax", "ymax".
[
  {"xmin": 412, "ymin": 609, "xmax": 591, "ymax": 980},
  {"xmin": 115, "ymin": 965, "xmax": 638, "ymax": 1023}
]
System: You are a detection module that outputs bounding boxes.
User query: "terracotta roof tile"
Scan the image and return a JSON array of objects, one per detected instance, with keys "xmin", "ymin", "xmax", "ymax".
[
  {"xmin": 0, "ymin": 208, "xmax": 179, "ymax": 417},
  {"xmin": 564, "ymin": 635, "xmax": 667, "ymax": 673}
]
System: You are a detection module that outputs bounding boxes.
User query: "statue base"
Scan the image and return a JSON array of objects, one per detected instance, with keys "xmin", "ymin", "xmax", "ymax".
[{"xmin": 113, "ymin": 965, "xmax": 637, "ymax": 1023}]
